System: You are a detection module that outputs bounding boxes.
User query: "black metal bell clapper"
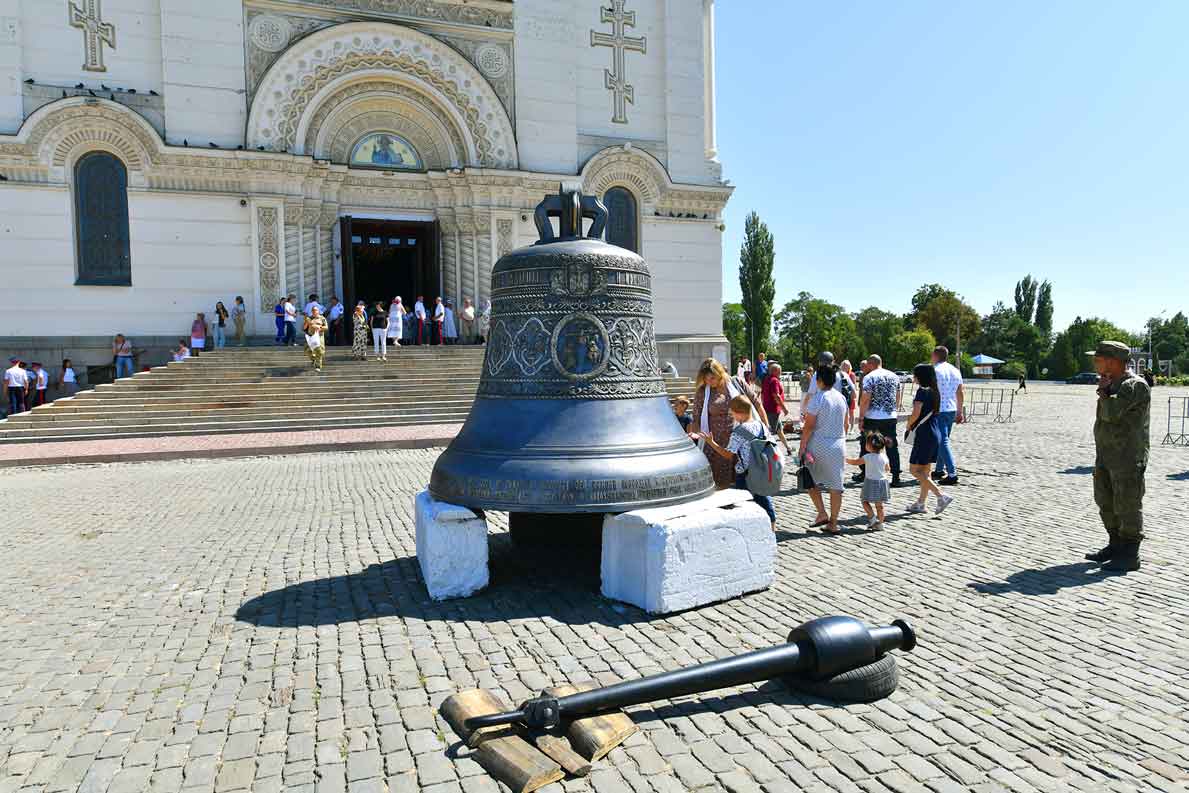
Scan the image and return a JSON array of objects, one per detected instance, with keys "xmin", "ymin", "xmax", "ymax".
[
  {"xmin": 429, "ymin": 186, "xmax": 714, "ymax": 515},
  {"xmin": 465, "ymin": 616, "xmax": 917, "ymax": 731}
]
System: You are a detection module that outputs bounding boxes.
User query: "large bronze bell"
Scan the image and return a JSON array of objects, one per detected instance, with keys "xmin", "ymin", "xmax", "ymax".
[{"xmin": 429, "ymin": 187, "xmax": 714, "ymax": 514}]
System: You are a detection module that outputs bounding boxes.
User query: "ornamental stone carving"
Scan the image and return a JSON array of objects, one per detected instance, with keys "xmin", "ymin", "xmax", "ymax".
[
  {"xmin": 474, "ymin": 43, "xmax": 509, "ymax": 79},
  {"xmin": 256, "ymin": 206, "xmax": 281, "ymax": 311},
  {"xmin": 249, "ymin": 14, "xmax": 293, "ymax": 53},
  {"xmin": 246, "ymin": 22, "xmax": 517, "ymax": 169}
]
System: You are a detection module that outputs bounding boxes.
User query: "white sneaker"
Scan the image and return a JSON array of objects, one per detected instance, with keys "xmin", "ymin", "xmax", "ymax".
[
  {"xmin": 935, "ymin": 494, "xmax": 954, "ymax": 515},
  {"xmin": 906, "ymin": 502, "xmax": 927, "ymax": 514},
  {"xmin": 867, "ymin": 516, "xmax": 878, "ymax": 529},
  {"xmin": 871, "ymin": 520, "xmax": 884, "ymax": 531}
]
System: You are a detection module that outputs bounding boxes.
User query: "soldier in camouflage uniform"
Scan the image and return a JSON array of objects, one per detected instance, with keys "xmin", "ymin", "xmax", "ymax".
[{"xmin": 1085, "ymin": 341, "xmax": 1150, "ymax": 572}]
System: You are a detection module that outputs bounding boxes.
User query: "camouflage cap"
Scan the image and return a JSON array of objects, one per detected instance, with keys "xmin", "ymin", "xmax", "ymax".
[{"xmin": 1093, "ymin": 340, "xmax": 1130, "ymax": 361}]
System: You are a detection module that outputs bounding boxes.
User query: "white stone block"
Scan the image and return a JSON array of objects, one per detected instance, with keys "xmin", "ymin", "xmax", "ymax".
[
  {"xmin": 414, "ymin": 490, "xmax": 489, "ymax": 601},
  {"xmin": 601, "ymin": 489, "xmax": 775, "ymax": 614}
]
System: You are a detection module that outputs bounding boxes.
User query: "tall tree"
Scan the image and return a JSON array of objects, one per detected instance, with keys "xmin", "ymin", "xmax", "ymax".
[
  {"xmin": 738, "ymin": 212, "xmax": 776, "ymax": 360},
  {"xmin": 887, "ymin": 329, "xmax": 937, "ymax": 371},
  {"xmin": 1034, "ymin": 280, "xmax": 1054, "ymax": 339},
  {"xmin": 1013, "ymin": 275, "xmax": 1038, "ymax": 323},
  {"xmin": 721, "ymin": 303, "xmax": 748, "ymax": 361}
]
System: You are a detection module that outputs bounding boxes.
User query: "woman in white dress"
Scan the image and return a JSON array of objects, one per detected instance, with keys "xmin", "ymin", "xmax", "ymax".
[
  {"xmin": 387, "ymin": 297, "xmax": 405, "ymax": 348},
  {"xmin": 798, "ymin": 364, "xmax": 849, "ymax": 534},
  {"xmin": 477, "ymin": 299, "xmax": 492, "ymax": 343}
]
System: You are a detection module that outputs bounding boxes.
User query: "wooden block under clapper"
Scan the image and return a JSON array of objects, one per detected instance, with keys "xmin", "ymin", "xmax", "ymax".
[
  {"xmin": 544, "ymin": 683, "xmax": 640, "ymax": 761},
  {"xmin": 533, "ymin": 734, "xmax": 592, "ymax": 777},
  {"xmin": 438, "ymin": 689, "xmax": 564, "ymax": 793}
]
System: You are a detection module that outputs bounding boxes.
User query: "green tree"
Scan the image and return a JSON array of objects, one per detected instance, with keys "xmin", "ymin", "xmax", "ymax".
[
  {"xmin": 973, "ymin": 302, "xmax": 1018, "ymax": 360},
  {"xmin": 916, "ymin": 293, "xmax": 981, "ymax": 354},
  {"xmin": 738, "ymin": 212, "xmax": 775, "ymax": 360},
  {"xmin": 854, "ymin": 306, "xmax": 907, "ymax": 359},
  {"xmin": 1044, "ymin": 332, "xmax": 1078, "ymax": 379},
  {"xmin": 721, "ymin": 303, "xmax": 748, "ymax": 361},
  {"xmin": 909, "ymin": 284, "xmax": 950, "ymax": 322},
  {"xmin": 887, "ymin": 329, "xmax": 937, "ymax": 371},
  {"xmin": 775, "ymin": 292, "xmax": 845, "ymax": 366},
  {"xmin": 1014, "ymin": 275, "xmax": 1038, "ymax": 323},
  {"xmin": 1034, "ymin": 280, "xmax": 1054, "ymax": 339}
]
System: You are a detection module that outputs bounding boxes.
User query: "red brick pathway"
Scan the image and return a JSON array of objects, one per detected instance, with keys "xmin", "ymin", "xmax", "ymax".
[{"xmin": 0, "ymin": 424, "xmax": 464, "ymax": 468}]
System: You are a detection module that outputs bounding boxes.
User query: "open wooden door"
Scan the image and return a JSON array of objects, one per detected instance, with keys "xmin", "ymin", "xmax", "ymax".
[{"xmin": 339, "ymin": 216, "xmax": 354, "ymax": 346}]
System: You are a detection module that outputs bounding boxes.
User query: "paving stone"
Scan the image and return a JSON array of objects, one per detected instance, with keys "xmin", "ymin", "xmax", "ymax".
[{"xmin": 1, "ymin": 400, "xmax": 1186, "ymax": 793}]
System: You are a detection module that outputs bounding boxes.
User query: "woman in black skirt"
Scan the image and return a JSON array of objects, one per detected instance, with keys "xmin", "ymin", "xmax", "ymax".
[{"xmin": 905, "ymin": 363, "xmax": 953, "ymax": 515}]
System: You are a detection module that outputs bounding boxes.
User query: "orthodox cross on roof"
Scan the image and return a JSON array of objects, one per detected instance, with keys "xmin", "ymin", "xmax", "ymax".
[
  {"xmin": 68, "ymin": 0, "xmax": 116, "ymax": 73},
  {"xmin": 590, "ymin": 0, "xmax": 647, "ymax": 125}
]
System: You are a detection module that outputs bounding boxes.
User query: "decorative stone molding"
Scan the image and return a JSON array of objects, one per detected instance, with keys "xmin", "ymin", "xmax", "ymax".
[
  {"xmin": 496, "ymin": 217, "xmax": 514, "ymax": 258},
  {"xmin": 283, "ymin": 0, "xmax": 514, "ymax": 31},
  {"xmin": 305, "ymin": 81, "xmax": 465, "ymax": 167},
  {"xmin": 246, "ymin": 22, "xmax": 517, "ymax": 169},
  {"xmin": 581, "ymin": 145, "xmax": 666, "ymax": 211},
  {"xmin": 474, "ymin": 42, "xmax": 509, "ymax": 79}
]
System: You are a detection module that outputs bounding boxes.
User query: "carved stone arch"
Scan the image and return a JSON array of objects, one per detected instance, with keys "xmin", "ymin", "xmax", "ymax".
[
  {"xmin": 305, "ymin": 79, "xmax": 466, "ymax": 169},
  {"xmin": 17, "ymin": 98, "xmax": 161, "ymax": 183},
  {"xmin": 246, "ymin": 22, "xmax": 517, "ymax": 168},
  {"xmin": 581, "ymin": 146, "xmax": 671, "ymax": 214}
]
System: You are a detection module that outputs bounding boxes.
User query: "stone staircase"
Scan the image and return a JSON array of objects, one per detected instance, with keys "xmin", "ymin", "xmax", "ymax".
[{"xmin": 0, "ymin": 345, "xmax": 696, "ymax": 444}]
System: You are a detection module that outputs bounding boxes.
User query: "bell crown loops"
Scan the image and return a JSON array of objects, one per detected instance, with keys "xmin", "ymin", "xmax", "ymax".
[{"xmin": 534, "ymin": 185, "xmax": 608, "ymax": 244}]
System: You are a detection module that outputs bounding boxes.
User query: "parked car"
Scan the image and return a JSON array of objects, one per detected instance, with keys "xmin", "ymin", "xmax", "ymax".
[
  {"xmin": 1066, "ymin": 372, "xmax": 1099, "ymax": 385},
  {"xmin": 895, "ymin": 370, "xmax": 913, "ymax": 384}
]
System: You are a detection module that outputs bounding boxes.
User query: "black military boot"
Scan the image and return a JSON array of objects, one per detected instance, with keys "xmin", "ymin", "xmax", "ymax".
[
  {"xmin": 1102, "ymin": 542, "xmax": 1140, "ymax": 573},
  {"xmin": 1085, "ymin": 530, "xmax": 1119, "ymax": 563}
]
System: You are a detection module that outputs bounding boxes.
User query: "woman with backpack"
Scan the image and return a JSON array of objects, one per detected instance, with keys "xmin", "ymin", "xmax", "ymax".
[{"xmin": 698, "ymin": 394, "xmax": 777, "ymax": 531}]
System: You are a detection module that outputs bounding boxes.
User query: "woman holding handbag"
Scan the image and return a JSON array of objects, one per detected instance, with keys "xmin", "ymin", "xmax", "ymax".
[
  {"xmin": 798, "ymin": 364, "xmax": 849, "ymax": 534},
  {"xmin": 905, "ymin": 362, "xmax": 953, "ymax": 515},
  {"xmin": 303, "ymin": 306, "xmax": 327, "ymax": 372}
]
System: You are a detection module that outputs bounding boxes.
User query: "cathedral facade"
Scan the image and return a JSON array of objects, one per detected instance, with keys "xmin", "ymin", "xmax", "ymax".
[{"xmin": 0, "ymin": 0, "xmax": 730, "ymax": 372}]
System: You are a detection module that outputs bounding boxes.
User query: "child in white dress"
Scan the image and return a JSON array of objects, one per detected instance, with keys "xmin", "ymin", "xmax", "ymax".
[{"xmin": 847, "ymin": 432, "xmax": 892, "ymax": 530}]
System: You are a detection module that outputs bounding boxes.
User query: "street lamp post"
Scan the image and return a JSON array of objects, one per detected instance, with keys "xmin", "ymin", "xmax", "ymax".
[
  {"xmin": 739, "ymin": 307, "xmax": 756, "ymax": 368},
  {"xmin": 1148, "ymin": 310, "xmax": 1167, "ymax": 374}
]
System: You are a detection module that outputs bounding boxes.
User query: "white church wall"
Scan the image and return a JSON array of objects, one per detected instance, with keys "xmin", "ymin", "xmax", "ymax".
[
  {"xmin": 0, "ymin": 1, "xmax": 21, "ymax": 133},
  {"xmin": 159, "ymin": 0, "xmax": 246, "ymax": 148},
  {"xmin": 643, "ymin": 217, "xmax": 722, "ymax": 336},
  {"xmin": 578, "ymin": 0, "xmax": 666, "ymax": 146},
  {"xmin": 19, "ymin": 0, "xmax": 163, "ymax": 104},
  {"xmin": 663, "ymin": 0, "xmax": 711, "ymax": 185},
  {"xmin": 0, "ymin": 186, "xmax": 252, "ymax": 337},
  {"xmin": 513, "ymin": 0, "xmax": 579, "ymax": 173}
]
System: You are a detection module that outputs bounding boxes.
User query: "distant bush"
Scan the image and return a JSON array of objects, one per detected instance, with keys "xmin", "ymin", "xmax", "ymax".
[
  {"xmin": 998, "ymin": 361, "xmax": 1027, "ymax": 381},
  {"xmin": 1156, "ymin": 375, "xmax": 1189, "ymax": 387}
]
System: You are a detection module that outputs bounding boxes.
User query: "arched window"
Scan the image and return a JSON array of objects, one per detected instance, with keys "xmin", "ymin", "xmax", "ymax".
[
  {"xmin": 604, "ymin": 186, "xmax": 639, "ymax": 253},
  {"xmin": 74, "ymin": 152, "xmax": 131, "ymax": 285}
]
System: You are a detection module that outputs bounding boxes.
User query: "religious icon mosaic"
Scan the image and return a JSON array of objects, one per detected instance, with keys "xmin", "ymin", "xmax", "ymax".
[{"xmin": 350, "ymin": 132, "xmax": 422, "ymax": 170}]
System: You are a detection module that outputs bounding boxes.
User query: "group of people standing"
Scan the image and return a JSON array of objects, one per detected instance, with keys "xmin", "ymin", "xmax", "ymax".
[
  {"xmin": 280, "ymin": 293, "xmax": 492, "ymax": 371},
  {"xmin": 3, "ymin": 357, "xmax": 77, "ymax": 415},
  {"xmin": 684, "ymin": 345, "xmax": 965, "ymax": 535}
]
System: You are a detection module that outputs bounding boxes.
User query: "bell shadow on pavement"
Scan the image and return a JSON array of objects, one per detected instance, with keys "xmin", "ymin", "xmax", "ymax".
[
  {"xmin": 235, "ymin": 531, "xmax": 652, "ymax": 629},
  {"xmin": 967, "ymin": 561, "xmax": 1113, "ymax": 596},
  {"xmin": 1059, "ymin": 466, "xmax": 1095, "ymax": 475}
]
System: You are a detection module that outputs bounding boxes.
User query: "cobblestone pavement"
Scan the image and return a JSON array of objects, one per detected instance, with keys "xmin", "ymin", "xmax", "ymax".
[{"xmin": 1, "ymin": 385, "xmax": 1187, "ymax": 793}]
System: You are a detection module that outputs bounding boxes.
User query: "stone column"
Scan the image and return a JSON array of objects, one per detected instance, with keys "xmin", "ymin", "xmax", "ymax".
[
  {"xmin": 456, "ymin": 208, "xmax": 476, "ymax": 307},
  {"xmin": 284, "ymin": 201, "xmax": 303, "ymax": 303},
  {"xmin": 438, "ymin": 209, "xmax": 459, "ymax": 304},
  {"xmin": 473, "ymin": 210, "xmax": 493, "ymax": 307}
]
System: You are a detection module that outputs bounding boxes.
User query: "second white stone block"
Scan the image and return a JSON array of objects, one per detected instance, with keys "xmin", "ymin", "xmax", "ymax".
[{"xmin": 601, "ymin": 489, "xmax": 775, "ymax": 614}]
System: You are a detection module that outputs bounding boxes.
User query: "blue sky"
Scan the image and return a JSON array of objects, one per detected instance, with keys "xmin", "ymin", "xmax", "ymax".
[{"xmin": 716, "ymin": 1, "xmax": 1188, "ymax": 334}]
